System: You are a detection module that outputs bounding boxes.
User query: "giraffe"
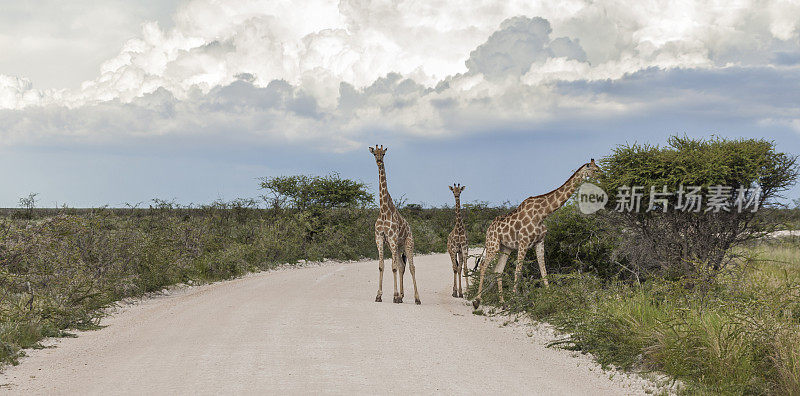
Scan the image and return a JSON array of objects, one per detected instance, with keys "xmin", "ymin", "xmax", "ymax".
[
  {"xmin": 447, "ymin": 183, "xmax": 469, "ymax": 298},
  {"xmin": 370, "ymin": 144, "xmax": 421, "ymax": 305},
  {"xmin": 472, "ymin": 159, "xmax": 601, "ymax": 309}
]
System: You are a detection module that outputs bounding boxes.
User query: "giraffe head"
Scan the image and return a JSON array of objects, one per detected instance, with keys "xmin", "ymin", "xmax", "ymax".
[
  {"xmin": 369, "ymin": 144, "xmax": 387, "ymax": 165},
  {"xmin": 449, "ymin": 183, "xmax": 465, "ymax": 198},
  {"xmin": 578, "ymin": 158, "xmax": 601, "ymax": 180}
]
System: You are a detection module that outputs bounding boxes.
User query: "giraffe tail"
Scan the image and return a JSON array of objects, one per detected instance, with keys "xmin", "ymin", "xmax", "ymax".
[
  {"xmin": 472, "ymin": 247, "xmax": 486, "ymax": 272},
  {"xmin": 401, "ymin": 252, "xmax": 407, "ymax": 270}
]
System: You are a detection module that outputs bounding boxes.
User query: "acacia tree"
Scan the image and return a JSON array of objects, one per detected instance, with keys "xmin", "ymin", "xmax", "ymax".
[
  {"xmin": 259, "ymin": 173, "xmax": 374, "ymax": 210},
  {"xmin": 598, "ymin": 136, "xmax": 798, "ymax": 281},
  {"xmin": 258, "ymin": 173, "xmax": 375, "ymax": 243}
]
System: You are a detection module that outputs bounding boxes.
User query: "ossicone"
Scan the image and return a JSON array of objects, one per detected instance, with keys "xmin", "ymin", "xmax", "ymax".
[{"xmin": 369, "ymin": 144, "xmax": 387, "ymax": 153}]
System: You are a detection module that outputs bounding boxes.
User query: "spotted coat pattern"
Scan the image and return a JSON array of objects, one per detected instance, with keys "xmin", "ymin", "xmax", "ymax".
[
  {"xmin": 370, "ymin": 145, "xmax": 420, "ymax": 305},
  {"xmin": 473, "ymin": 160, "xmax": 601, "ymax": 308},
  {"xmin": 447, "ymin": 184, "xmax": 468, "ymax": 297}
]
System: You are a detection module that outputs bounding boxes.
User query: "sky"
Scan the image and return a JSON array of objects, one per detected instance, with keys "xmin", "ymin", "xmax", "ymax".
[{"xmin": 1, "ymin": 0, "xmax": 800, "ymax": 208}]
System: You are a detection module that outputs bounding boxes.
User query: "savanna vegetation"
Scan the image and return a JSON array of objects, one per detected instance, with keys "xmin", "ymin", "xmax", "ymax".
[
  {"xmin": 2, "ymin": 136, "xmax": 799, "ymax": 395},
  {"xmin": 0, "ymin": 175, "xmax": 505, "ymax": 367},
  {"xmin": 472, "ymin": 136, "xmax": 800, "ymax": 394}
]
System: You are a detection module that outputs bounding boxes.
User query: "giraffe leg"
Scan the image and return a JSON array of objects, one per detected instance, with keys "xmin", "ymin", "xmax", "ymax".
[
  {"xmin": 493, "ymin": 252, "xmax": 510, "ymax": 304},
  {"xmin": 398, "ymin": 245, "xmax": 406, "ymax": 301},
  {"xmin": 456, "ymin": 251, "xmax": 463, "ymax": 298},
  {"xmin": 375, "ymin": 234, "xmax": 384, "ymax": 302},
  {"xmin": 405, "ymin": 239, "xmax": 421, "ymax": 304},
  {"xmin": 473, "ymin": 249, "xmax": 497, "ymax": 309},
  {"xmin": 389, "ymin": 240, "xmax": 401, "ymax": 303},
  {"xmin": 449, "ymin": 248, "xmax": 459, "ymax": 297},
  {"xmin": 461, "ymin": 247, "xmax": 469, "ymax": 296},
  {"xmin": 536, "ymin": 240, "xmax": 549, "ymax": 287},
  {"xmin": 513, "ymin": 246, "xmax": 528, "ymax": 293}
]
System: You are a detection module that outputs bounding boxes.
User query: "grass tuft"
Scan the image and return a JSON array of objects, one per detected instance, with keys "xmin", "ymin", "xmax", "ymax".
[{"xmin": 471, "ymin": 238, "xmax": 800, "ymax": 394}]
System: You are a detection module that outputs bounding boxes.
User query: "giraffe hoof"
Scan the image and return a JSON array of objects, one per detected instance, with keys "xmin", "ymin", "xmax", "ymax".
[
  {"xmin": 415, "ymin": 298, "xmax": 421, "ymax": 305},
  {"xmin": 472, "ymin": 299, "xmax": 480, "ymax": 309},
  {"xmin": 458, "ymin": 292, "xmax": 463, "ymax": 298},
  {"xmin": 393, "ymin": 295, "xmax": 402, "ymax": 303},
  {"xmin": 375, "ymin": 295, "xmax": 382, "ymax": 302},
  {"xmin": 452, "ymin": 291, "xmax": 458, "ymax": 297}
]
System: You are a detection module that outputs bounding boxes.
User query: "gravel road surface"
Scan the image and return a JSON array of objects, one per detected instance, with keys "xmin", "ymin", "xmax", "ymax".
[{"xmin": 0, "ymin": 253, "xmax": 654, "ymax": 395}]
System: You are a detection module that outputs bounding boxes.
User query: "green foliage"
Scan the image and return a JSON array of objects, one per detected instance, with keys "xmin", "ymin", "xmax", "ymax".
[
  {"xmin": 259, "ymin": 173, "xmax": 374, "ymax": 210},
  {"xmin": 400, "ymin": 203, "xmax": 508, "ymax": 254},
  {"xmin": 766, "ymin": 207, "xmax": 800, "ymax": 230},
  {"xmin": 601, "ymin": 136, "xmax": 797, "ymax": 199},
  {"xmin": 541, "ymin": 203, "xmax": 621, "ymax": 278},
  {"xmin": 598, "ymin": 135, "xmax": 799, "ymax": 279},
  {"xmin": 482, "ymin": 238, "xmax": 800, "ymax": 395},
  {"xmin": 0, "ymin": 201, "xmax": 500, "ymax": 368}
]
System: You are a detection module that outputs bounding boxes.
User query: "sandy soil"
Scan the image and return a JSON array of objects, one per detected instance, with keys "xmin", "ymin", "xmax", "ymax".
[
  {"xmin": 768, "ymin": 230, "xmax": 800, "ymax": 238},
  {"xmin": 0, "ymin": 253, "xmax": 661, "ymax": 395}
]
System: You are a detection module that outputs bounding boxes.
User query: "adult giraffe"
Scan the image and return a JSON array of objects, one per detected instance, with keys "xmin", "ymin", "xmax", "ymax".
[
  {"xmin": 447, "ymin": 183, "xmax": 468, "ymax": 298},
  {"xmin": 370, "ymin": 145, "xmax": 421, "ymax": 304},
  {"xmin": 472, "ymin": 159, "xmax": 601, "ymax": 309}
]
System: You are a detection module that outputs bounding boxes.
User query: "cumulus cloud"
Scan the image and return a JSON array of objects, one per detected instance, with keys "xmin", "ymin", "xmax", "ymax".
[
  {"xmin": 0, "ymin": 76, "xmax": 37, "ymax": 109},
  {"xmin": 465, "ymin": 16, "xmax": 587, "ymax": 80},
  {"xmin": 0, "ymin": 1, "xmax": 180, "ymax": 89},
  {"xmin": 1, "ymin": 0, "xmax": 800, "ymax": 149}
]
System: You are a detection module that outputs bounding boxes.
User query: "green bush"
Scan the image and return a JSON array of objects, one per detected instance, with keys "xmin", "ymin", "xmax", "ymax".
[
  {"xmin": 259, "ymin": 173, "xmax": 374, "ymax": 210},
  {"xmin": 542, "ymin": 203, "xmax": 621, "ymax": 278},
  {"xmin": 598, "ymin": 135, "xmax": 798, "ymax": 279}
]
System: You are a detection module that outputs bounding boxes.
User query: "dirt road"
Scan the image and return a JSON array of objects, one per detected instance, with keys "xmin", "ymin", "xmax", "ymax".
[{"xmin": 1, "ymin": 253, "xmax": 652, "ymax": 395}]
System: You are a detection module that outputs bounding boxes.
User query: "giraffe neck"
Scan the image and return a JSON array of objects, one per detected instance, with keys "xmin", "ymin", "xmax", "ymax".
[
  {"xmin": 520, "ymin": 165, "xmax": 586, "ymax": 218},
  {"xmin": 377, "ymin": 162, "xmax": 395, "ymax": 212},
  {"xmin": 454, "ymin": 196, "xmax": 463, "ymax": 228},
  {"xmin": 541, "ymin": 167, "xmax": 585, "ymax": 215}
]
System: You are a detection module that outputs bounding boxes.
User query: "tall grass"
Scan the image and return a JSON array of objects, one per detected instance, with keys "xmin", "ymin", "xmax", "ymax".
[{"xmin": 472, "ymin": 238, "xmax": 800, "ymax": 394}]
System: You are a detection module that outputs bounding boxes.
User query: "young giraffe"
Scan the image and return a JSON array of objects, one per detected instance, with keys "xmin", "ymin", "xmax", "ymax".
[
  {"xmin": 472, "ymin": 159, "xmax": 601, "ymax": 309},
  {"xmin": 370, "ymin": 145, "xmax": 421, "ymax": 305},
  {"xmin": 447, "ymin": 183, "xmax": 469, "ymax": 298}
]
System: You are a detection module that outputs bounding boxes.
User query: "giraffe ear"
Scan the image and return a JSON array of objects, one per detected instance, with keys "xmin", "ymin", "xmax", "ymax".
[
  {"xmin": 449, "ymin": 185, "xmax": 454, "ymax": 192},
  {"xmin": 369, "ymin": 146, "xmax": 375, "ymax": 154},
  {"xmin": 461, "ymin": 186, "xmax": 466, "ymax": 191}
]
